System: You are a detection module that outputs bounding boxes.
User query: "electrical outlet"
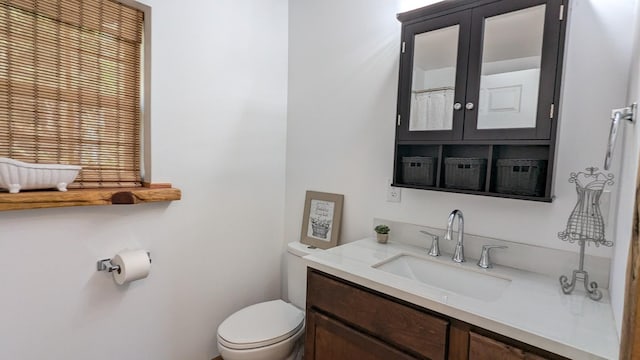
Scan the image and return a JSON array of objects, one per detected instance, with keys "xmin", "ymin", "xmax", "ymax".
[{"xmin": 387, "ymin": 185, "xmax": 401, "ymax": 202}]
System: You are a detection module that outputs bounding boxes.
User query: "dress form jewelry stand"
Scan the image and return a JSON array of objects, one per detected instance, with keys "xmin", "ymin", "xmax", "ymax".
[{"xmin": 558, "ymin": 167, "xmax": 613, "ymax": 301}]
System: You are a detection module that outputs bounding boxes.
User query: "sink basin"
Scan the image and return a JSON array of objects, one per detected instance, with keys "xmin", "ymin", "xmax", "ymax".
[{"xmin": 372, "ymin": 253, "xmax": 511, "ymax": 302}]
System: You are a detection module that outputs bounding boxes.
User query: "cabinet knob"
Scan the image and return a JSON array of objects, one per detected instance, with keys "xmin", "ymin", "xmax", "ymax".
[
  {"xmin": 465, "ymin": 102, "xmax": 475, "ymax": 110},
  {"xmin": 453, "ymin": 102, "xmax": 462, "ymax": 110}
]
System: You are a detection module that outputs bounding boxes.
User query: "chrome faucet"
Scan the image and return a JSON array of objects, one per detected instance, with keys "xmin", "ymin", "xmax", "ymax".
[{"xmin": 445, "ymin": 209, "xmax": 465, "ymax": 263}]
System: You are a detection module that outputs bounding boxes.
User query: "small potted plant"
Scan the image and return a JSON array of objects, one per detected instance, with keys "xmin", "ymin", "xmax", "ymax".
[{"xmin": 374, "ymin": 224, "xmax": 390, "ymax": 244}]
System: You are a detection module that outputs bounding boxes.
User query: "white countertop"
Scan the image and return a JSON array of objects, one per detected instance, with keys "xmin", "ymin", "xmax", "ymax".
[{"xmin": 303, "ymin": 238, "xmax": 619, "ymax": 360}]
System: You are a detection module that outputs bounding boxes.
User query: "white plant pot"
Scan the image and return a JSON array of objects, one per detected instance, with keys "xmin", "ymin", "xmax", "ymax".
[{"xmin": 376, "ymin": 233, "xmax": 389, "ymax": 244}]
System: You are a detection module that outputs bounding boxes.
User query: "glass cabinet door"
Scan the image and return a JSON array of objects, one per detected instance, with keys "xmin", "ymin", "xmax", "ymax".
[
  {"xmin": 463, "ymin": 0, "xmax": 563, "ymax": 140},
  {"xmin": 397, "ymin": 10, "xmax": 471, "ymax": 141}
]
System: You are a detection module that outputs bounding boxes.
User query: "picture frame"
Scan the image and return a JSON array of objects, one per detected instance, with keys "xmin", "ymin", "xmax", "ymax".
[{"xmin": 300, "ymin": 191, "xmax": 344, "ymax": 249}]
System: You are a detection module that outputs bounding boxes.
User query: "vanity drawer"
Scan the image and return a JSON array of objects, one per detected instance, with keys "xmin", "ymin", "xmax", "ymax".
[
  {"xmin": 307, "ymin": 269, "xmax": 449, "ymax": 360},
  {"xmin": 469, "ymin": 331, "xmax": 555, "ymax": 360}
]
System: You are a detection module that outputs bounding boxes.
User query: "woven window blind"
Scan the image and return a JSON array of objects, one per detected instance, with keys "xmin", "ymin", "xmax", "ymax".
[{"xmin": 0, "ymin": 0, "xmax": 144, "ymax": 188}]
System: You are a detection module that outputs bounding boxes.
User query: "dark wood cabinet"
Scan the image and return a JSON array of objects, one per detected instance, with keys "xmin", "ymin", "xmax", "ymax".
[
  {"xmin": 305, "ymin": 269, "xmax": 448, "ymax": 359},
  {"xmin": 305, "ymin": 269, "xmax": 567, "ymax": 360},
  {"xmin": 306, "ymin": 311, "xmax": 419, "ymax": 360},
  {"xmin": 468, "ymin": 332, "xmax": 548, "ymax": 360},
  {"xmin": 393, "ymin": 0, "xmax": 568, "ymax": 201}
]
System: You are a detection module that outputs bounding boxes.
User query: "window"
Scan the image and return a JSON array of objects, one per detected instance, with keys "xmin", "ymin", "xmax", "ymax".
[{"xmin": 0, "ymin": 0, "xmax": 144, "ymax": 188}]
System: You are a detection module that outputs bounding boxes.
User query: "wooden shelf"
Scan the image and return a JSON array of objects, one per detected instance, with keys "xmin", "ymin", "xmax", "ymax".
[
  {"xmin": 397, "ymin": 139, "xmax": 552, "ymax": 146},
  {"xmin": 392, "ymin": 183, "xmax": 552, "ymax": 202},
  {"xmin": 0, "ymin": 187, "xmax": 182, "ymax": 211}
]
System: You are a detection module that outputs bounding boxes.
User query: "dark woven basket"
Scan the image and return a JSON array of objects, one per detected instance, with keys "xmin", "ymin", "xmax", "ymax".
[
  {"xmin": 495, "ymin": 159, "xmax": 547, "ymax": 196},
  {"xmin": 402, "ymin": 156, "xmax": 435, "ymax": 186},
  {"xmin": 444, "ymin": 158, "xmax": 487, "ymax": 191}
]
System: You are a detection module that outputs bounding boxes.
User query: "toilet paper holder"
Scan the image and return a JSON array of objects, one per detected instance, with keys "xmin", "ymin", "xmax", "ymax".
[{"xmin": 97, "ymin": 252, "xmax": 151, "ymax": 273}]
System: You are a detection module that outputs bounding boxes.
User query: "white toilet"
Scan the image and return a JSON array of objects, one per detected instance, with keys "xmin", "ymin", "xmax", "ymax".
[{"xmin": 216, "ymin": 242, "xmax": 322, "ymax": 360}]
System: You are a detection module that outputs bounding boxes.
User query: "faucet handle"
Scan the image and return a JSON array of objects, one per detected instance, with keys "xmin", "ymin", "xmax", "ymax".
[
  {"xmin": 420, "ymin": 230, "xmax": 441, "ymax": 257},
  {"xmin": 477, "ymin": 245, "xmax": 507, "ymax": 269}
]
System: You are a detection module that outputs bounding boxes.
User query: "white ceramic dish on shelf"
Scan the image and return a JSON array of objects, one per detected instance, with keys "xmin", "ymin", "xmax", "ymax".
[{"xmin": 0, "ymin": 157, "xmax": 81, "ymax": 193}]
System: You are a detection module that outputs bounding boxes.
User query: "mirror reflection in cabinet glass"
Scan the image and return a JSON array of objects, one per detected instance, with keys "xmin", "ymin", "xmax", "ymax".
[
  {"xmin": 409, "ymin": 25, "xmax": 459, "ymax": 132},
  {"xmin": 477, "ymin": 5, "xmax": 546, "ymax": 130}
]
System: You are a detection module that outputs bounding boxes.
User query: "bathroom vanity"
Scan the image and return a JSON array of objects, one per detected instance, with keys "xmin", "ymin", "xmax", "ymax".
[
  {"xmin": 303, "ymin": 239, "xmax": 618, "ymax": 360},
  {"xmin": 306, "ymin": 269, "xmax": 558, "ymax": 360}
]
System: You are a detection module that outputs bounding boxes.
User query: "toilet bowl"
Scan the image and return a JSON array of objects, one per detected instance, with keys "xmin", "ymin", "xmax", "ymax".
[
  {"xmin": 217, "ymin": 300, "xmax": 305, "ymax": 360},
  {"xmin": 216, "ymin": 242, "xmax": 321, "ymax": 360}
]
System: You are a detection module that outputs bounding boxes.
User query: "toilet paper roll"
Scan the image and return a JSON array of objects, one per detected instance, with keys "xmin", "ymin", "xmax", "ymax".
[{"xmin": 111, "ymin": 249, "xmax": 151, "ymax": 285}]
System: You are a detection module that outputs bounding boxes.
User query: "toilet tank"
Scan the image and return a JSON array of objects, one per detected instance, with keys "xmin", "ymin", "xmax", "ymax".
[{"xmin": 286, "ymin": 242, "xmax": 323, "ymax": 309}]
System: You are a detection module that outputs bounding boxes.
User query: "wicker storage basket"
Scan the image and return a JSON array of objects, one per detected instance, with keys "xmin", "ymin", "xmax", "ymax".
[
  {"xmin": 401, "ymin": 156, "xmax": 435, "ymax": 186},
  {"xmin": 444, "ymin": 158, "xmax": 487, "ymax": 191},
  {"xmin": 495, "ymin": 159, "xmax": 547, "ymax": 196}
]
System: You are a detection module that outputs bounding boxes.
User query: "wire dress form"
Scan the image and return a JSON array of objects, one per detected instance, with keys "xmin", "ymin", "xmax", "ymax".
[{"xmin": 558, "ymin": 167, "xmax": 614, "ymax": 301}]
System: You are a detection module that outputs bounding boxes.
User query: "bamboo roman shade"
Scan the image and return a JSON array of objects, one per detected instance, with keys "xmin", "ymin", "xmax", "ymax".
[{"xmin": 0, "ymin": 0, "xmax": 144, "ymax": 188}]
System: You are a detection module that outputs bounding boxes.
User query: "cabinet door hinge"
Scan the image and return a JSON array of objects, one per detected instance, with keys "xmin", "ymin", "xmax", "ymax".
[
  {"xmin": 559, "ymin": 5, "xmax": 564, "ymax": 21},
  {"xmin": 401, "ymin": 42, "xmax": 406, "ymax": 53},
  {"xmin": 397, "ymin": 114, "xmax": 401, "ymax": 126},
  {"xmin": 550, "ymin": 104, "xmax": 555, "ymax": 119}
]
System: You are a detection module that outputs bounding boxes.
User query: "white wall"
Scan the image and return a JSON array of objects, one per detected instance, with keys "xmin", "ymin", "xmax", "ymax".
[
  {"xmin": 286, "ymin": 0, "xmax": 635, "ymax": 270},
  {"xmin": 0, "ymin": 1, "xmax": 288, "ymax": 359},
  {"xmin": 610, "ymin": 0, "xmax": 640, "ymax": 335}
]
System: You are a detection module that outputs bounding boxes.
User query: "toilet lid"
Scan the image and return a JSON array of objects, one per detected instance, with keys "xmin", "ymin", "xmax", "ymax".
[{"xmin": 217, "ymin": 299, "xmax": 304, "ymax": 350}]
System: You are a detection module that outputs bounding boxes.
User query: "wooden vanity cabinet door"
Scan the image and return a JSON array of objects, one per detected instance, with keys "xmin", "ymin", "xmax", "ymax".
[
  {"xmin": 468, "ymin": 332, "xmax": 549, "ymax": 360},
  {"xmin": 307, "ymin": 270, "xmax": 449, "ymax": 359},
  {"xmin": 305, "ymin": 310, "xmax": 419, "ymax": 360}
]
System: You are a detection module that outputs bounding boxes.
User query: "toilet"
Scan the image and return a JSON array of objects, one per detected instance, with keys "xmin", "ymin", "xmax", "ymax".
[{"xmin": 216, "ymin": 242, "xmax": 322, "ymax": 360}]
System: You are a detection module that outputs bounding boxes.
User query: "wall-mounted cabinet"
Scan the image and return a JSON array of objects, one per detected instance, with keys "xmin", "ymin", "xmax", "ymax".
[{"xmin": 393, "ymin": 0, "xmax": 567, "ymax": 201}]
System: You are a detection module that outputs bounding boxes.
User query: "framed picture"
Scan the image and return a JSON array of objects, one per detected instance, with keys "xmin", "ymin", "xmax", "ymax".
[{"xmin": 300, "ymin": 191, "xmax": 344, "ymax": 249}]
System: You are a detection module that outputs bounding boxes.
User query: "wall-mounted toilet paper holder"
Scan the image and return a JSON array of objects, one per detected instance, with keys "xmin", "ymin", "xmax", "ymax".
[{"xmin": 97, "ymin": 252, "xmax": 151, "ymax": 273}]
